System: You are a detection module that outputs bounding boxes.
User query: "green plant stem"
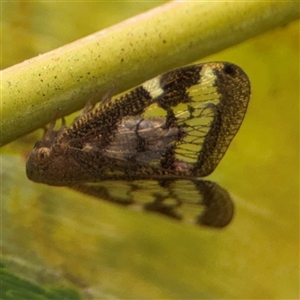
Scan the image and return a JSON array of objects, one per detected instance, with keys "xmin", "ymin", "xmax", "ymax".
[{"xmin": 1, "ymin": 1, "xmax": 299, "ymax": 146}]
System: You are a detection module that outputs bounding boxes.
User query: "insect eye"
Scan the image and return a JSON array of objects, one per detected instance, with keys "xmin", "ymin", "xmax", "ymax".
[{"xmin": 35, "ymin": 147, "xmax": 51, "ymax": 163}]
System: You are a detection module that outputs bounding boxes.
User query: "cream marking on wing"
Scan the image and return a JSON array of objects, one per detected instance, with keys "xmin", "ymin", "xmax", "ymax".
[{"xmin": 143, "ymin": 76, "xmax": 165, "ymax": 99}]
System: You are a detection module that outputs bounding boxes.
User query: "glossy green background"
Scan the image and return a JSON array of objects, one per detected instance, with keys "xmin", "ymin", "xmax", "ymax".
[{"xmin": 2, "ymin": 2, "xmax": 299, "ymax": 299}]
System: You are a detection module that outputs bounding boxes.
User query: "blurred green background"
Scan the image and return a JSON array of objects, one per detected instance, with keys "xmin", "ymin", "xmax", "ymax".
[{"xmin": 1, "ymin": 1, "xmax": 299, "ymax": 299}]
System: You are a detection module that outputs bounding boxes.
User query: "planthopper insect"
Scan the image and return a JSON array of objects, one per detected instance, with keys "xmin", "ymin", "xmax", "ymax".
[{"xmin": 26, "ymin": 62, "xmax": 250, "ymax": 228}]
